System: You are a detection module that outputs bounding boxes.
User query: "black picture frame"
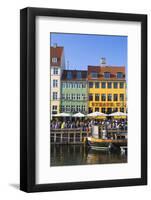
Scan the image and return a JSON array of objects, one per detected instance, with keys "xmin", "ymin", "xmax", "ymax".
[{"xmin": 20, "ymin": 7, "xmax": 147, "ymax": 192}]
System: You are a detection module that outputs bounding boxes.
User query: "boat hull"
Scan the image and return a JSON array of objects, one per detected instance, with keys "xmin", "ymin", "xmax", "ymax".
[{"xmin": 85, "ymin": 137, "xmax": 127, "ymax": 152}]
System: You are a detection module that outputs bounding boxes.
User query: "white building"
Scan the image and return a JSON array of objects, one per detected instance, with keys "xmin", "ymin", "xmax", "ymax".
[{"xmin": 50, "ymin": 44, "xmax": 65, "ymax": 116}]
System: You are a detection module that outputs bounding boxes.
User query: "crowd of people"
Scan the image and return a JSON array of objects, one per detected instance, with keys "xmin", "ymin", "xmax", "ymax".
[{"xmin": 50, "ymin": 118, "xmax": 128, "ymax": 131}]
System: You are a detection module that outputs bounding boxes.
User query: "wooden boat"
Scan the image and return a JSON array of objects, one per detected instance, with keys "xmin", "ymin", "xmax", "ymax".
[
  {"xmin": 85, "ymin": 125, "xmax": 127, "ymax": 152},
  {"xmin": 85, "ymin": 135, "xmax": 127, "ymax": 152}
]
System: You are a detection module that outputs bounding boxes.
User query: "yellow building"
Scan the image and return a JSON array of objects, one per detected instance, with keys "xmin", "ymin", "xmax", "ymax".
[{"xmin": 88, "ymin": 66, "xmax": 127, "ymax": 114}]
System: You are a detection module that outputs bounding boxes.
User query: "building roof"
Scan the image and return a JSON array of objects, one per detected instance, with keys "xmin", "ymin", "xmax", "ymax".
[
  {"xmin": 50, "ymin": 46, "xmax": 64, "ymax": 66},
  {"xmin": 88, "ymin": 65, "xmax": 126, "ymax": 80},
  {"xmin": 61, "ymin": 70, "xmax": 87, "ymax": 81}
]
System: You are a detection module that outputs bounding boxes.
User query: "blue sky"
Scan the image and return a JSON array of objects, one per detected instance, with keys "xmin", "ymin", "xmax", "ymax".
[{"xmin": 50, "ymin": 33, "xmax": 127, "ymax": 71}]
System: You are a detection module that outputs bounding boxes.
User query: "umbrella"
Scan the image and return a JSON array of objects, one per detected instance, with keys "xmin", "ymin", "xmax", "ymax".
[
  {"xmin": 73, "ymin": 112, "xmax": 85, "ymax": 117},
  {"xmin": 87, "ymin": 112, "xmax": 107, "ymax": 117},
  {"xmin": 109, "ymin": 112, "xmax": 127, "ymax": 117},
  {"xmin": 53, "ymin": 112, "xmax": 71, "ymax": 117}
]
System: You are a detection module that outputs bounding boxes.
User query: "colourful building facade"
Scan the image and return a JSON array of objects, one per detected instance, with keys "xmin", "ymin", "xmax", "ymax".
[
  {"xmin": 50, "ymin": 46, "xmax": 127, "ymax": 115},
  {"xmin": 50, "ymin": 45, "xmax": 65, "ymax": 115},
  {"xmin": 88, "ymin": 66, "xmax": 127, "ymax": 114},
  {"xmin": 61, "ymin": 70, "xmax": 88, "ymax": 114}
]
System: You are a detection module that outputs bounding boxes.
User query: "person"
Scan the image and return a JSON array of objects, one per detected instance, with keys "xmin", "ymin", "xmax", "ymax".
[{"xmin": 61, "ymin": 121, "xmax": 65, "ymax": 129}]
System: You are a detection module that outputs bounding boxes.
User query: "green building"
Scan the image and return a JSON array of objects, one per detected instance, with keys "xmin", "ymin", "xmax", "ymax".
[{"xmin": 61, "ymin": 70, "xmax": 88, "ymax": 114}]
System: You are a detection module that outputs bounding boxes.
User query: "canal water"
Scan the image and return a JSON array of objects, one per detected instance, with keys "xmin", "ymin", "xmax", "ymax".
[{"xmin": 50, "ymin": 144, "xmax": 127, "ymax": 166}]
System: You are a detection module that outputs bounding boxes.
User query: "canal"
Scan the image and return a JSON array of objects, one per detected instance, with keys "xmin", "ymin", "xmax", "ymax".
[{"xmin": 50, "ymin": 144, "xmax": 127, "ymax": 166}]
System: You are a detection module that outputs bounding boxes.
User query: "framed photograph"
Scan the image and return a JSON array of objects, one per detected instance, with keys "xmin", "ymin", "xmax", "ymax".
[{"xmin": 20, "ymin": 7, "xmax": 147, "ymax": 192}]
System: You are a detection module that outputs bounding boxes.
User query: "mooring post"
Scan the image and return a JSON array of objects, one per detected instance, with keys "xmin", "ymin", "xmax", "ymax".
[
  {"xmin": 60, "ymin": 132, "xmax": 63, "ymax": 143},
  {"xmin": 74, "ymin": 132, "xmax": 76, "ymax": 144},
  {"xmin": 80, "ymin": 129, "xmax": 82, "ymax": 142},
  {"xmin": 54, "ymin": 133, "xmax": 56, "ymax": 143},
  {"xmin": 68, "ymin": 132, "xmax": 70, "ymax": 143}
]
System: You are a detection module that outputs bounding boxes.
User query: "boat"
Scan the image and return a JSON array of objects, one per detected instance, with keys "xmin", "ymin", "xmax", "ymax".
[
  {"xmin": 85, "ymin": 125, "xmax": 127, "ymax": 152},
  {"xmin": 85, "ymin": 136, "xmax": 127, "ymax": 151}
]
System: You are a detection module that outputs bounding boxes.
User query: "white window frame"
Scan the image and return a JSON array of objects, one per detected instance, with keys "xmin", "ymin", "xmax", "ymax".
[
  {"xmin": 53, "ymin": 68, "xmax": 58, "ymax": 75},
  {"xmin": 52, "ymin": 57, "xmax": 57, "ymax": 63}
]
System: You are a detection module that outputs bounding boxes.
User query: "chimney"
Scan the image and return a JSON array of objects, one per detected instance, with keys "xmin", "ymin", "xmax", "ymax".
[
  {"xmin": 100, "ymin": 57, "xmax": 106, "ymax": 66},
  {"xmin": 53, "ymin": 43, "xmax": 57, "ymax": 48}
]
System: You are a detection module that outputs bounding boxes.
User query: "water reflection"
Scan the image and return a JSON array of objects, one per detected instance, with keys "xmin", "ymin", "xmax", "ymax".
[{"xmin": 50, "ymin": 144, "xmax": 127, "ymax": 166}]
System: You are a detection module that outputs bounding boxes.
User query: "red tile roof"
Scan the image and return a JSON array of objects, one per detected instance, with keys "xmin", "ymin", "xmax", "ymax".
[
  {"xmin": 88, "ymin": 65, "xmax": 126, "ymax": 80},
  {"xmin": 50, "ymin": 46, "xmax": 64, "ymax": 66}
]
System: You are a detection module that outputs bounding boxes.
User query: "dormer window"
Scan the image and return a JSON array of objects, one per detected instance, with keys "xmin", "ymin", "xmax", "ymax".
[
  {"xmin": 104, "ymin": 72, "xmax": 110, "ymax": 78},
  {"xmin": 77, "ymin": 71, "xmax": 82, "ymax": 79},
  {"xmin": 91, "ymin": 72, "xmax": 98, "ymax": 79},
  {"xmin": 117, "ymin": 72, "xmax": 123, "ymax": 78},
  {"xmin": 67, "ymin": 71, "xmax": 72, "ymax": 80},
  {"xmin": 52, "ymin": 57, "xmax": 57, "ymax": 63}
]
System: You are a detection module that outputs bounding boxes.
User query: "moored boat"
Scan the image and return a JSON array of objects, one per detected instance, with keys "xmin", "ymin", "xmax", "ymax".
[
  {"xmin": 85, "ymin": 136, "xmax": 127, "ymax": 152},
  {"xmin": 85, "ymin": 125, "xmax": 127, "ymax": 152}
]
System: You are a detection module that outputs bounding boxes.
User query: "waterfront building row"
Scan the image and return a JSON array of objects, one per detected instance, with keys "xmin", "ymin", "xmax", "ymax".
[{"xmin": 50, "ymin": 45, "xmax": 127, "ymax": 115}]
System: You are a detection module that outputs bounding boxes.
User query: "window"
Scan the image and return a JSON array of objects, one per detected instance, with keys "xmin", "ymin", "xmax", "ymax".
[
  {"xmin": 67, "ymin": 83, "xmax": 71, "ymax": 88},
  {"xmin": 107, "ymin": 108, "xmax": 112, "ymax": 114},
  {"xmin": 62, "ymin": 82, "xmax": 65, "ymax": 88},
  {"xmin": 61, "ymin": 105, "xmax": 65, "ymax": 112},
  {"xmin": 108, "ymin": 94, "xmax": 112, "ymax": 101},
  {"xmin": 52, "ymin": 110, "xmax": 57, "ymax": 115},
  {"xmin": 95, "ymin": 82, "xmax": 100, "ymax": 88},
  {"xmin": 52, "ymin": 57, "xmax": 57, "ymax": 63},
  {"xmin": 82, "ymin": 83, "xmax": 86, "ymax": 88},
  {"xmin": 53, "ymin": 92, "xmax": 58, "ymax": 100},
  {"xmin": 120, "ymin": 107, "xmax": 124, "ymax": 112},
  {"xmin": 74, "ymin": 83, "xmax": 77, "ymax": 88},
  {"xmin": 71, "ymin": 105, "xmax": 76, "ymax": 112},
  {"xmin": 107, "ymin": 82, "xmax": 112, "ymax": 88},
  {"xmin": 53, "ymin": 79, "xmax": 58, "ymax": 88},
  {"xmin": 113, "ymin": 82, "xmax": 118, "ymax": 88},
  {"xmin": 102, "ymin": 108, "xmax": 106, "ymax": 113},
  {"xmin": 104, "ymin": 72, "xmax": 110, "ymax": 79},
  {"xmin": 89, "ymin": 107, "xmax": 93, "ymax": 113},
  {"xmin": 95, "ymin": 108, "xmax": 99, "ymax": 112},
  {"xmin": 52, "ymin": 105, "xmax": 57, "ymax": 114},
  {"xmin": 82, "ymin": 94, "xmax": 86, "ymax": 100},
  {"xmin": 120, "ymin": 94, "xmax": 124, "ymax": 101},
  {"xmin": 62, "ymin": 94, "xmax": 65, "ymax": 100},
  {"xmin": 91, "ymin": 72, "xmax": 98, "ymax": 79},
  {"xmin": 77, "ymin": 94, "xmax": 80, "ymax": 100},
  {"xmin": 120, "ymin": 82, "xmax": 124, "ymax": 88},
  {"xmin": 113, "ymin": 94, "xmax": 118, "ymax": 101},
  {"xmin": 117, "ymin": 72, "xmax": 123, "ymax": 78},
  {"xmin": 101, "ymin": 94, "xmax": 106, "ymax": 101},
  {"xmin": 81, "ymin": 105, "xmax": 86, "ymax": 112},
  {"xmin": 89, "ymin": 82, "xmax": 93, "ymax": 88},
  {"xmin": 113, "ymin": 108, "xmax": 118, "ymax": 112},
  {"xmin": 72, "ymin": 83, "xmax": 75, "ymax": 88},
  {"xmin": 71, "ymin": 94, "xmax": 76, "ymax": 100},
  {"xmin": 66, "ymin": 94, "xmax": 71, "ymax": 100},
  {"xmin": 101, "ymin": 82, "xmax": 106, "ymax": 88},
  {"xmin": 67, "ymin": 71, "xmax": 72, "ymax": 80},
  {"xmin": 77, "ymin": 83, "xmax": 81, "ymax": 88},
  {"xmin": 95, "ymin": 94, "xmax": 100, "ymax": 101},
  {"xmin": 76, "ymin": 105, "xmax": 81, "ymax": 112},
  {"xmin": 77, "ymin": 71, "xmax": 82, "ymax": 79},
  {"xmin": 52, "ymin": 105, "xmax": 57, "ymax": 110},
  {"xmin": 66, "ymin": 105, "xmax": 70, "ymax": 112},
  {"xmin": 53, "ymin": 67, "xmax": 58, "ymax": 75},
  {"xmin": 89, "ymin": 94, "xmax": 93, "ymax": 101}
]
